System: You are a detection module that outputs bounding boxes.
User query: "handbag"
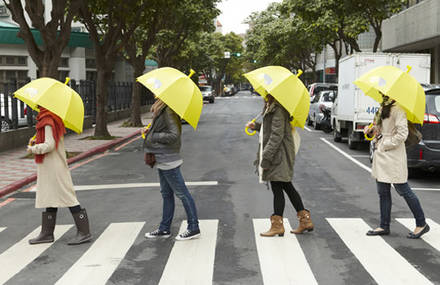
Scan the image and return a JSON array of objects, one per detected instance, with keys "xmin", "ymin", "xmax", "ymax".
[
  {"xmin": 405, "ymin": 121, "xmax": 422, "ymax": 148},
  {"xmin": 144, "ymin": 153, "xmax": 156, "ymax": 168}
]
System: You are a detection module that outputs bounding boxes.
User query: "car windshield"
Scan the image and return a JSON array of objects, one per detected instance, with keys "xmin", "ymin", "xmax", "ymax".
[{"xmin": 199, "ymin": 86, "xmax": 212, "ymax": 91}]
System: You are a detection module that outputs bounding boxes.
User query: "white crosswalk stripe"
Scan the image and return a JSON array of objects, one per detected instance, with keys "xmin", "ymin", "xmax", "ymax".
[
  {"xmin": 327, "ymin": 218, "xmax": 433, "ymax": 285},
  {"xmin": 55, "ymin": 222, "xmax": 144, "ymax": 285},
  {"xmin": 396, "ymin": 218, "xmax": 440, "ymax": 252},
  {"xmin": 1, "ymin": 217, "xmax": 440, "ymax": 284},
  {"xmin": 0, "ymin": 225, "xmax": 73, "ymax": 285},
  {"xmin": 159, "ymin": 220, "xmax": 219, "ymax": 285},
  {"xmin": 253, "ymin": 218, "xmax": 318, "ymax": 285}
]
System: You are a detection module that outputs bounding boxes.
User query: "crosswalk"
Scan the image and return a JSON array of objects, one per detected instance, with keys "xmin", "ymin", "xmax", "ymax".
[{"xmin": 0, "ymin": 217, "xmax": 439, "ymax": 284}]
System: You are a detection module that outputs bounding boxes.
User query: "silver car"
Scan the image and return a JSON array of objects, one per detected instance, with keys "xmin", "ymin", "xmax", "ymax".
[{"xmin": 307, "ymin": 90, "xmax": 336, "ymax": 130}]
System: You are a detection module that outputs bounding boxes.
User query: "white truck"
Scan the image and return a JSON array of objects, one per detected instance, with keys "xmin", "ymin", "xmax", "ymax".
[{"xmin": 331, "ymin": 52, "xmax": 431, "ymax": 149}]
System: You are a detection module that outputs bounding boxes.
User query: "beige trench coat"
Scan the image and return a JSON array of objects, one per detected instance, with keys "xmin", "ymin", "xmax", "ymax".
[
  {"xmin": 30, "ymin": 125, "xmax": 79, "ymax": 208},
  {"xmin": 372, "ymin": 105, "xmax": 409, "ymax": 183}
]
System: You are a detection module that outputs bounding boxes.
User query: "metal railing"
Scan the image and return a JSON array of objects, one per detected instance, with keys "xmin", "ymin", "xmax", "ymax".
[{"xmin": 0, "ymin": 78, "xmax": 155, "ymax": 133}]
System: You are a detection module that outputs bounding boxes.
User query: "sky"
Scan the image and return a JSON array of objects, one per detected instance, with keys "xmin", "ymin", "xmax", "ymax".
[{"xmin": 217, "ymin": 0, "xmax": 282, "ymax": 35}]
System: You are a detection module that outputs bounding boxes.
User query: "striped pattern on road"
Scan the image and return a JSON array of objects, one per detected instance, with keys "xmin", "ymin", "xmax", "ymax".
[
  {"xmin": 327, "ymin": 218, "xmax": 433, "ymax": 285},
  {"xmin": 55, "ymin": 222, "xmax": 144, "ymax": 285},
  {"xmin": 0, "ymin": 227, "xmax": 5, "ymax": 233},
  {"xmin": 29, "ymin": 181, "xmax": 219, "ymax": 192},
  {"xmin": 396, "ymin": 218, "xmax": 440, "ymax": 252},
  {"xmin": 253, "ymin": 219, "xmax": 318, "ymax": 285},
  {"xmin": 0, "ymin": 225, "xmax": 73, "ymax": 285},
  {"xmin": 159, "ymin": 220, "xmax": 219, "ymax": 285}
]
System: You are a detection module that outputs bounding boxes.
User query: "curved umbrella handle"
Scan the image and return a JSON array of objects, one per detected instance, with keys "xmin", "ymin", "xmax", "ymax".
[
  {"xmin": 245, "ymin": 119, "xmax": 257, "ymax": 136},
  {"xmin": 141, "ymin": 123, "xmax": 152, "ymax": 139},
  {"xmin": 28, "ymin": 134, "xmax": 36, "ymax": 146},
  {"xmin": 364, "ymin": 123, "xmax": 375, "ymax": 141}
]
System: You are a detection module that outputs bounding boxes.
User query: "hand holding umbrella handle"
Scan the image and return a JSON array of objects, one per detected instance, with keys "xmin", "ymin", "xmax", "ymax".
[
  {"xmin": 364, "ymin": 123, "xmax": 375, "ymax": 141},
  {"xmin": 28, "ymin": 134, "xmax": 36, "ymax": 146},
  {"xmin": 141, "ymin": 123, "xmax": 152, "ymax": 139},
  {"xmin": 245, "ymin": 119, "xmax": 257, "ymax": 136}
]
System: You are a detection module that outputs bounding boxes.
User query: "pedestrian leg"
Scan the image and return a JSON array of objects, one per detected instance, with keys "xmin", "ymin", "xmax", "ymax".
[
  {"xmin": 158, "ymin": 169, "xmax": 176, "ymax": 232},
  {"xmin": 366, "ymin": 181, "xmax": 391, "ymax": 236},
  {"xmin": 28, "ymin": 208, "xmax": 57, "ymax": 245},
  {"xmin": 260, "ymin": 182, "xmax": 285, "ymax": 237},
  {"xmin": 68, "ymin": 205, "xmax": 92, "ymax": 245}
]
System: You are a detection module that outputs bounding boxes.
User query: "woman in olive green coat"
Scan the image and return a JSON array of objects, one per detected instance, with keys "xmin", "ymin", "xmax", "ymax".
[{"xmin": 247, "ymin": 95, "xmax": 314, "ymax": 237}]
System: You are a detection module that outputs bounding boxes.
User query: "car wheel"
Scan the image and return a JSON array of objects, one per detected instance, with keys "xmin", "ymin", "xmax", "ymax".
[
  {"xmin": 333, "ymin": 128, "xmax": 342, "ymax": 142},
  {"xmin": 210, "ymin": 99, "xmax": 214, "ymax": 103},
  {"xmin": 313, "ymin": 116, "xmax": 320, "ymax": 130},
  {"xmin": 1, "ymin": 118, "xmax": 11, "ymax": 132},
  {"xmin": 307, "ymin": 115, "xmax": 312, "ymax": 126}
]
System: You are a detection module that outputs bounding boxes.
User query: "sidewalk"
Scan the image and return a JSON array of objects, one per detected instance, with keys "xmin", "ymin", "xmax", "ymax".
[{"xmin": 0, "ymin": 112, "xmax": 152, "ymax": 194}]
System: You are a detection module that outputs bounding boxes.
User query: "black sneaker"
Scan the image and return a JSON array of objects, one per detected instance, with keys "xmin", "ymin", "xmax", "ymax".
[
  {"xmin": 175, "ymin": 229, "xmax": 201, "ymax": 241},
  {"xmin": 145, "ymin": 229, "xmax": 171, "ymax": 239}
]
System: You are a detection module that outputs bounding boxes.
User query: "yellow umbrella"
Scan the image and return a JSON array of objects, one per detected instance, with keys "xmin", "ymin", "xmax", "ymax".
[
  {"xmin": 137, "ymin": 67, "xmax": 202, "ymax": 130},
  {"xmin": 243, "ymin": 66, "xmax": 310, "ymax": 129},
  {"xmin": 14, "ymin": 77, "xmax": 84, "ymax": 133},
  {"xmin": 354, "ymin": 65, "xmax": 426, "ymax": 124}
]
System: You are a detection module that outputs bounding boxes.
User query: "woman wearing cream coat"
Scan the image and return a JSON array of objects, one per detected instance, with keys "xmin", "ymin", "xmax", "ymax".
[{"xmin": 365, "ymin": 95, "xmax": 429, "ymax": 239}]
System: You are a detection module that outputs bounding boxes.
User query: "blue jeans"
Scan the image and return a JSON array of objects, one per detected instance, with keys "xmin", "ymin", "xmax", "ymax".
[
  {"xmin": 158, "ymin": 167, "xmax": 199, "ymax": 232},
  {"xmin": 376, "ymin": 181, "xmax": 426, "ymax": 230}
]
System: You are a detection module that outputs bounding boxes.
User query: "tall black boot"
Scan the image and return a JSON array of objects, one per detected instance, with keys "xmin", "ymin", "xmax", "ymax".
[
  {"xmin": 68, "ymin": 208, "xmax": 92, "ymax": 245},
  {"xmin": 29, "ymin": 211, "xmax": 56, "ymax": 244}
]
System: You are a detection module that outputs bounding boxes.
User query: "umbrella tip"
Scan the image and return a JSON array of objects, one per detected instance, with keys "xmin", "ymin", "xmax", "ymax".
[
  {"xmin": 64, "ymin": 77, "xmax": 70, "ymax": 85},
  {"xmin": 296, "ymin": 69, "xmax": 303, "ymax": 78},
  {"xmin": 188, "ymin": 69, "xmax": 196, "ymax": 78},
  {"xmin": 406, "ymin": 65, "xmax": 412, "ymax": 74}
]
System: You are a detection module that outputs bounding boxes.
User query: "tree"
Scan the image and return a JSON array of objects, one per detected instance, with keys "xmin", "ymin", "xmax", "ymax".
[
  {"xmin": 3, "ymin": 0, "xmax": 80, "ymax": 79},
  {"xmin": 350, "ymin": 0, "xmax": 405, "ymax": 52},
  {"xmin": 78, "ymin": 0, "xmax": 144, "ymax": 137},
  {"xmin": 123, "ymin": 0, "xmax": 169, "ymax": 127},
  {"xmin": 152, "ymin": 0, "xmax": 220, "ymax": 68}
]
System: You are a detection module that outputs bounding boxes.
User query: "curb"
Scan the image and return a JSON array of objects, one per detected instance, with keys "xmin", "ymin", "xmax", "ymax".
[{"xmin": 0, "ymin": 129, "xmax": 141, "ymax": 199}]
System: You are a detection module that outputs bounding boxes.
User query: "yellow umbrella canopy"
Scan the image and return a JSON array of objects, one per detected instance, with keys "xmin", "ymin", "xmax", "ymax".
[
  {"xmin": 354, "ymin": 65, "xmax": 426, "ymax": 124},
  {"xmin": 243, "ymin": 66, "xmax": 310, "ymax": 128},
  {"xmin": 137, "ymin": 67, "xmax": 203, "ymax": 130},
  {"xmin": 14, "ymin": 77, "xmax": 84, "ymax": 133}
]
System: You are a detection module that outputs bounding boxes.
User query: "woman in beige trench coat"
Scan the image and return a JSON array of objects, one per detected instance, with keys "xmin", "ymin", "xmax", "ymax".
[
  {"xmin": 27, "ymin": 107, "xmax": 92, "ymax": 245},
  {"xmin": 364, "ymin": 95, "xmax": 429, "ymax": 239}
]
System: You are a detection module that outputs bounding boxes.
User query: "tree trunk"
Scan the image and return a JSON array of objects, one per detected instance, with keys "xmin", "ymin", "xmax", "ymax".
[
  {"xmin": 129, "ymin": 61, "xmax": 145, "ymax": 127},
  {"xmin": 372, "ymin": 25, "xmax": 382, "ymax": 52},
  {"xmin": 94, "ymin": 69, "xmax": 111, "ymax": 137}
]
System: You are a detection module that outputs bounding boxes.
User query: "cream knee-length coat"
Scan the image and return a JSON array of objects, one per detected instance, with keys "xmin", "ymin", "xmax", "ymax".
[
  {"xmin": 372, "ymin": 105, "xmax": 409, "ymax": 184},
  {"xmin": 29, "ymin": 125, "xmax": 79, "ymax": 208}
]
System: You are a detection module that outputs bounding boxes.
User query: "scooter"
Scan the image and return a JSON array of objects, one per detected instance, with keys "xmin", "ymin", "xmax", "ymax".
[{"xmin": 320, "ymin": 105, "xmax": 332, "ymax": 133}]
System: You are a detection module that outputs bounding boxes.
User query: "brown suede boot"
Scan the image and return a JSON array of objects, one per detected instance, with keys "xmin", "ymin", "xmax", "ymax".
[
  {"xmin": 291, "ymin": 209, "xmax": 314, "ymax": 234},
  {"xmin": 68, "ymin": 208, "xmax": 92, "ymax": 245},
  {"xmin": 29, "ymin": 211, "xmax": 56, "ymax": 244},
  {"xmin": 260, "ymin": 215, "xmax": 285, "ymax": 237}
]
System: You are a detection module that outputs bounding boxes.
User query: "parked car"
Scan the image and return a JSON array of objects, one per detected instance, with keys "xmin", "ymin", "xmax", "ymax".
[
  {"xmin": 199, "ymin": 85, "xmax": 215, "ymax": 103},
  {"xmin": 308, "ymin": 83, "xmax": 337, "ymax": 99},
  {"xmin": 307, "ymin": 90, "xmax": 336, "ymax": 130},
  {"xmin": 0, "ymin": 94, "xmax": 29, "ymax": 132},
  {"xmin": 369, "ymin": 85, "xmax": 440, "ymax": 173}
]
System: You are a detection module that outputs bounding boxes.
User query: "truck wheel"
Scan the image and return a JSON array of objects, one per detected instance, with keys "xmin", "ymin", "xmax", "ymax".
[
  {"xmin": 1, "ymin": 118, "xmax": 11, "ymax": 132},
  {"xmin": 333, "ymin": 128, "xmax": 342, "ymax": 142},
  {"xmin": 348, "ymin": 131, "xmax": 357, "ymax": 149}
]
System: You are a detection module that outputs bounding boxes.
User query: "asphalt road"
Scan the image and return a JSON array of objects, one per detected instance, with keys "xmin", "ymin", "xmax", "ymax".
[{"xmin": 1, "ymin": 91, "xmax": 440, "ymax": 285}]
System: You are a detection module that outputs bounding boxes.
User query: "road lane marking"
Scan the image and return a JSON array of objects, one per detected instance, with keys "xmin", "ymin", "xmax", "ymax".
[
  {"xmin": 351, "ymin": 155, "xmax": 371, "ymax": 158},
  {"xmin": 0, "ymin": 227, "xmax": 6, "ymax": 233},
  {"xmin": 396, "ymin": 218, "xmax": 440, "ymax": 251},
  {"xmin": 253, "ymin": 219, "xmax": 318, "ymax": 285},
  {"xmin": 30, "ymin": 181, "xmax": 219, "ymax": 192},
  {"xmin": 327, "ymin": 218, "xmax": 432, "ymax": 285},
  {"xmin": 320, "ymin": 138, "xmax": 372, "ymax": 173},
  {"xmin": 304, "ymin": 126, "xmax": 321, "ymax": 133},
  {"xmin": 55, "ymin": 222, "xmax": 144, "ymax": 285},
  {"xmin": 114, "ymin": 135, "xmax": 142, "ymax": 151},
  {"xmin": 159, "ymin": 220, "xmax": 218, "ymax": 285},
  {"xmin": 0, "ymin": 225, "xmax": 73, "ymax": 285},
  {"xmin": 412, "ymin": 188, "xmax": 440, "ymax": 192}
]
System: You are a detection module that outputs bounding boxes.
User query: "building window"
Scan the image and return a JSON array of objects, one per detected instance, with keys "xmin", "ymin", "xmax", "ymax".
[
  {"xmin": 0, "ymin": 70, "xmax": 28, "ymax": 83},
  {"xmin": 86, "ymin": 71, "xmax": 97, "ymax": 81},
  {"xmin": 0, "ymin": 56, "xmax": 27, "ymax": 66},
  {"xmin": 58, "ymin": 70, "xmax": 70, "ymax": 82},
  {"xmin": 0, "ymin": 5, "xmax": 9, "ymax": 17},
  {"xmin": 59, "ymin": 57, "xmax": 69, "ymax": 67},
  {"xmin": 86, "ymin": 58, "xmax": 96, "ymax": 68}
]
